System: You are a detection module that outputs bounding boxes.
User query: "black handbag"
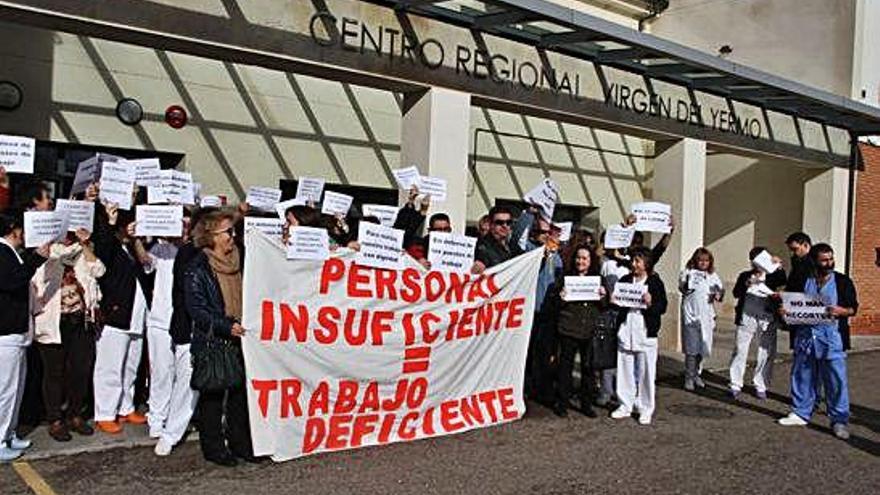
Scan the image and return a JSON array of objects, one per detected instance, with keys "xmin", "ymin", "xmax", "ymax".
[
  {"xmin": 190, "ymin": 321, "xmax": 245, "ymax": 392},
  {"xmin": 590, "ymin": 310, "xmax": 619, "ymax": 371}
]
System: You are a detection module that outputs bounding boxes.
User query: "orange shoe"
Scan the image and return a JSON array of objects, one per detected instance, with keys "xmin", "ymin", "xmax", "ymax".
[
  {"xmin": 118, "ymin": 412, "xmax": 147, "ymax": 425},
  {"xmin": 96, "ymin": 420, "xmax": 123, "ymax": 434}
]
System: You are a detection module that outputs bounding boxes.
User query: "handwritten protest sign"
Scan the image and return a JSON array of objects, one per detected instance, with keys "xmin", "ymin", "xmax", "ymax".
[
  {"xmin": 245, "ymin": 217, "xmax": 284, "ymax": 245},
  {"xmin": 247, "ymin": 186, "xmax": 283, "ymax": 212},
  {"xmin": 242, "ymin": 231, "xmax": 542, "ymax": 462},
  {"xmin": 687, "ymin": 270, "xmax": 708, "ymax": 291},
  {"xmin": 24, "ymin": 211, "xmax": 68, "ymax": 248},
  {"xmin": 356, "ymin": 222, "xmax": 404, "ymax": 269},
  {"xmin": 417, "ymin": 175, "xmax": 447, "ymax": 202},
  {"xmin": 523, "ymin": 178, "xmax": 560, "ymax": 220},
  {"xmin": 148, "ymin": 170, "xmax": 195, "ymax": 205},
  {"xmin": 135, "ymin": 205, "xmax": 183, "ymax": 237},
  {"xmin": 563, "ymin": 276, "xmax": 602, "ymax": 301},
  {"xmin": 604, "ymin": 224, "xmax": 636, "ymax": 249},
  {"xmin": 781, "ymin": 292, "xmax": 837, "ymax": 326},
  {"xmin": 200, "ymin": 195, "xmax": 223, "ymax": 208},
  {"xmin": 129, "ymin": 158, "xmax": 162, "ymax": 187},
  {"xmin": 321, "ymin": 191, "xmax": 353, "ymax": 216},
  {"xmin": 99, "ymin": 162, "xmax": 136, "ymax": 210},
  {"xmin": 752, "ymin": 250, "xmax": 781, "ymax": 274},
  {"xmin": 612, "ymin": 282, "xmax": 648, "ymax": 309},
  {"xmin": 554, "ymin": 222, "xmax": 573, "ymax": 243},
  {"xmin": 361, "ymin": 204, "xmax": 399, "ymax": 227},
  {"xmin": 287, "ymin": 226, "xmax": 330, "ymax": 261},
  {"xmin": 295, "ymin": 177, "xmax": 325, "ymax": 203},
  {"xmin": 630, "ymin": 202, "xmax": 671, "ymax": 234},
  {"xmin": 55, "ymin": 199, "xmax": 95, "ymax": 232},
  {"xmin": 428, "ymin": 232, "xmax": 477, "ymax": 273},
  {"xmin": 71, "ymin": 156, "xmax": 102, "ymax": 195},
  {"xmin": 392, "ymin": 166, "xmax": 420, "ymax": 190},
  {"xmin": 0, "ymin": 134, "xmax": 35, "ymax": 174}
]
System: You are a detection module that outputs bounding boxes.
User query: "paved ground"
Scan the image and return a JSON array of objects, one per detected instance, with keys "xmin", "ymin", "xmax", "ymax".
[{"xmin": 3, "ymin": 348, "xmax": 879, "ymax": 495}]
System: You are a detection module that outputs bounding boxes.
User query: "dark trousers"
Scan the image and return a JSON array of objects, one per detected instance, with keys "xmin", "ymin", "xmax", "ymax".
[
  {"xmin": 198, "ymin": 385, "xmax": 254, "ymax": 459},
  {"xmin": 556, "ymin": 335, "xmax": 595, "ymax": 406},
  {"xmin": 526, "ymin": 318, "xmax": 559, "ymax": 403},
  {"xmin": 36, "ymin": 313, "xmax": 95, "ymax": 423}
]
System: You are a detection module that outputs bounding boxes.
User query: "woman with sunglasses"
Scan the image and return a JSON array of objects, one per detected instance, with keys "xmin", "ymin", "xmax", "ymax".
[{"xmin": 185, "ymin": 209, "xmax": 256, "ymax": 466}]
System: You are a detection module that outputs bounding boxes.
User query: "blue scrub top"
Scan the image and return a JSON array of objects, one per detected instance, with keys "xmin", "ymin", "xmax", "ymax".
[{"xmin": 796, "ymin": 276, "xmax": 844, "ymax": 360}]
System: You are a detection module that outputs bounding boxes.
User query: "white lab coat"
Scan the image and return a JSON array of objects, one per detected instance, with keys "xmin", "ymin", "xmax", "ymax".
[{"xmin": 679, "ymin": 268, "xmax": 723, "ymax": 357}]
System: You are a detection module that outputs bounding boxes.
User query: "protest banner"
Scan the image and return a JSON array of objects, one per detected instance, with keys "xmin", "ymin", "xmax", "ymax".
[
  {"xmin": 523, "ymin": 178, "xmax": 560, "ymax": 220},
  {"xmin": 604, "ymin": 224, "xmax": 635, "ymax": 249},
  {"xmin": 0, "ymin": 134, "xmax": 35, "ymax": 174},
  {"xmin": 612, "ymin": 282, "xmax": 648, "ymax": 309},
  {"xmin": 752, "ymin": 250, "xmax": 781, "ymax": 274},
  {"xmin": 630, "ymin": 202, "xmax": 671, "ymax": 234},
  {"xmin": 781, "ymin": 292, "xmax": 837, "ymax": 326},
  {"xmin": 321, "ymin": 191, "xmax": 354, "ymax": 216},
  {"xmin": 129, "ymin": 158, "xmax": 162, "ymax": 187},
  {"xmin": 71, "ymin": 155, "xmax": 102, "ymax": 195},
  {"xmin": 274, "ymin": 198, "xmax": 306, "ymax": 220},
  {"xmin": 99, "ymin": 162, "xmax": 136, "ymax": 210},
  {"xmin": 247, "ymin": 186, "xmax": 283, "ymax": 212},
  {"xmin": 245, "ymin": 217, "xmax": 285, "ymax": 245},
  {"xmin": 392, "ymin": 166, "xmax": 419, "ymax": 190},
  {"xmin": 361, "ymin": 204, "xmax": 399, "ymax": 227},
  {"xmin": 135, "ymin": 205, "xmax": 183, "ymax": 237},
  {"xmin": 554, "ymin": 222, "xmax": 573, "ymax": 243},
  {"xmin": 287, "ymin": 226, "xmax": 330, "ymax": 261},
  {"xmin": 296, "ymin": 177, "xmax": 325, "ymax": 202},
  {"xmin": 563, "ymin": 276, "xmax": 602, "ymax": 301},
  {"xmin": 427, "ymin": 232, "xmax": 477, "ymax": 273},
  {"xmin": 417, "ymin": 176, "xmax": 447, "ymax": 202},
  {"xmin": 241, "ymin": 231, "xmax": 542, "ymax": 461},
  {"xmin": 356, "ymin": 222, "xmax": 404, "ymax": 270},
  {"xmin": 24, "ymin": 211, "xmax": 68, "ymax": 248},
  {"xmin": 54, "ymin": 199, "xmax": 95, "ymax": 232}
]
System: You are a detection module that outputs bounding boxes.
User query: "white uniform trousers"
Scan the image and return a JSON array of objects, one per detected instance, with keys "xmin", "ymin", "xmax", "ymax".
[
  {"xmin": 160, "ymin": 343, "xmax": 198, "ymax": 446},
  {"xmin": 728, "ymin": 314, "xmax": 777, "ymax": 393},
  {"xmin": 616, "ymin": 347, "xmax": 658, "ymax": 420},
  {"xmin": 0, "ymin": 337, "xmax": 27, "ymax": 442},
  {"xmin": 93, "ymin": 326, "xmax": 143, "ymax": 422},
  {"xmin": 147, "ymin": 325, "xmax": 175, "ymax": 437}
]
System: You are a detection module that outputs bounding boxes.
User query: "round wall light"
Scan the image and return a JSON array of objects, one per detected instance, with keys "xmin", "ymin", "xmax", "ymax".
[
  {"xmin": 165, "ymin": 105, "xmax": 188, "ymax": 129},
  {"xmin": 116, "ymin": 97, "xmax": 144, "ymax": 125},
  {"xmin": 0, "ymin": 81, "xmax": 23, "ymax": 111}
]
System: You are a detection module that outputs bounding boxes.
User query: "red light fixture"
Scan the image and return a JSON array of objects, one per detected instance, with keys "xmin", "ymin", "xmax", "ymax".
[{"xmin": 165, "ymin": 105, "xmax": 188, "ymax": 129}]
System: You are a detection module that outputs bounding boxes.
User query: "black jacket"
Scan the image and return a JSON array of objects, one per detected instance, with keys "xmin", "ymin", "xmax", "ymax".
[
  {"xmin": 0, "ymin": 242, "xmax": 45, "ymax": 336},
  {"xmin": 614, "ymin": 272, "xmax": 668, "ymax": 338},
  {"xmin": 732, "ymin": 268, "xmax": 787, "ymax": 326},
  {"xmin": 184, "ymin": 251, "xmax": 237, "ymax": 354},
  {"xmin": 170, "ymin": 242, "xmax": 200, "ymax": 345},
  {"xmin": 786, "ymin": 271, "xmax": 858, "ymax": 351},
  {"xmin": 393, "ymin": 204, "xmax": 425, "ymax": 251},
  {"xmin": 475, "ymin": 235, "xmax": 523, "ymax": 269},
  {"xmin": 92, "ymin": 208, "xmax": 154, "ymax": 330}
]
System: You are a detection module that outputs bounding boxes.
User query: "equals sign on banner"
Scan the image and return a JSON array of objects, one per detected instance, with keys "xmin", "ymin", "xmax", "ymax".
[{"xmin": 402, "ymin": 346, "xmax": 431, "ymax": 374}]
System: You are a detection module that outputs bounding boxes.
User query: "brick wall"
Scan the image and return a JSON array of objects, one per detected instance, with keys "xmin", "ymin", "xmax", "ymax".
[{"xmin": 852, "ymin": 143, "xmax": 880, "ymax": 335}]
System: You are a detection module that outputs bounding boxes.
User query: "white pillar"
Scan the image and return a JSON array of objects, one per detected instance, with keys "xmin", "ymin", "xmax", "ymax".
[
  {"xmin": 651, "ymin": 138, "xmax": 707, "ymax": 352},
  {"xmin": 400, "ymin": 88, "xmax": 471, "ymax": 233},
  {"xmin": 803, "ymin": 167, "xmax": 850, "ymax": 265}
]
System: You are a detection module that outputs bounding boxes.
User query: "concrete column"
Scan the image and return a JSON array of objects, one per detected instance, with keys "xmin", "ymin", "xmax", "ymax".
[
  {"xmin": 803, "ymin": 167, "xmax": 850, "ymax": 265},
  {"xmin": 651, "ymin": 138, "xmax": 707, "ymax": 352},
  {"xmin": 400, "ymin": 88, "xmax": 471, "ymax": 234}
]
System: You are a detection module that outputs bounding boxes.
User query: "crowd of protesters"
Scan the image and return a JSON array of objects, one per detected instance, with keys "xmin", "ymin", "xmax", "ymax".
[{"xmin": 0, "ymin": 163, "xmax": 860, "ymax": 465}]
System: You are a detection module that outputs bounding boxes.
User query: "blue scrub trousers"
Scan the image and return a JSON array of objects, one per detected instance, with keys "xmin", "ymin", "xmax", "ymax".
[{"xmin": 790, "ymin": 330, "xmax": 849, "ymax": 425}]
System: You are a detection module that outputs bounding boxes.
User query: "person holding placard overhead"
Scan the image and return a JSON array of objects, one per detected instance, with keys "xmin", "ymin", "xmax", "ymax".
[
  {"xmin": 679, "ymin": 248, "xmax": 723, "ymax": 391},
  {"xmin": 610, "ymin": 246, "xmax": 667, "ymax": 426},
  {"xmin": 778, "ymin": 243, "xmax": 858, "ymax": 440}
]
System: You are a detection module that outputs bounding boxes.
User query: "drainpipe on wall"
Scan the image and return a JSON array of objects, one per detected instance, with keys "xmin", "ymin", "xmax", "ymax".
[
  {"xmin": 845, "ymin": 133, "xmax": 858, "ymax": 276},
  {"xmin": 637, "ymin": 0, "xmax": 669, "ymax": 32}
]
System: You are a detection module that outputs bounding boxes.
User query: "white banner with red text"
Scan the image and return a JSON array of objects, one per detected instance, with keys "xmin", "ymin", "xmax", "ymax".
[{"xmin": 241, "ymin": 231, "xmax": 542, "ymax": 462}]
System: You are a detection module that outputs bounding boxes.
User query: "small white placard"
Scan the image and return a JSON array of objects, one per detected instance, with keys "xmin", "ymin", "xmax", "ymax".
[
  {"xmin": 0, "ymin": 134, "xmax": 35, "ymax": 174},
  {"xmin": 428, "ymin": 232, "xmax": 477, "ymax": 273},
  {"xmin": 612, "ymin": 282, "xmax": 648, "ymax": 309},
  {"xmin": 392, "ymin": 166, "xmax": 420, "ymax": 190},
  {"xmin": 245, "ymin": 217, "xmax": 285, "ymax": 245},
  {"xmin": 555, "ymin": 222, "xmax": 573, "ymax": 242},
  {"xmin": 356, "ymin": 222, "xmax": 404, "ymax": 270},
  {"xmin": 286, "ymin": 226, "xmax": 330, "ymax": 261},
  {"xmin": 54, "ymin": 199, "xmax": 95, "ymax": 232},
  {"xmin": 630, "ymin": 201, "xmax": 672, "ymax": 234},
  {"xmin": 135, "ymin": 205, "xmax": 183, "ymax": 237},
  {"xmin": 71, "ymin": 156, "xmax": 102, "ymax": 195},
  {"xmin": 99, "ymin": 162, "xmax": 136, "ymax": 210},
  {"xmin": 781, "ymin": 292, "xmax": 837, "ymax": 326},
  {"xmin": 604, "ymin": 225, "xmax": 636, "ymax": 249},
  {"xmin": 148, "ymin": 170, "xmax": 194, "ymax": 205},
  {"xmin": 362, "ymin": 204, "xmax": 399, "ymax": 227},
  {"xmin": 746, "ymin": 282, "xmax": 775, "ymax": 297},
  {"xmin": 24, "ymin": 211, "xmax": 69, "ymax": 248},
  {"xmin": 129, "ymin": 158, "xmax": 162, "ymax": 187},
  {"xmin": 687, "ymin": 270, "xmax": 708, "ymax": 291},
  {"xmin": 321, "ymin": 191, "xmax": 353, "ymax": 216},
  {"xmin": 523, "ymin": 178, "xmax": 560, "ymax": 220},
  {"xmin": 274, "ymin": 198, "xmax": 306, "ymax": 220},
  {"xmin": 416, "ymin": 175, "xmax": 447, "ymax": 202},
  {"xmin": 295, "ymin": 177, "xmax": 325, "ymax": 203},
  {"xmin": 752, "ymin": 250, "xmax": 781, "ymax": 274},
  {"xmin": 563, "ymin": 276, "xmax": 602, "ymax": 301},
  {"xmin": 246, "ymin": 186, "xmax": 282, "ymax": 212},
  {"xmin": 200, "ymin": 195, "xmax": 223, "ymax": 208}
]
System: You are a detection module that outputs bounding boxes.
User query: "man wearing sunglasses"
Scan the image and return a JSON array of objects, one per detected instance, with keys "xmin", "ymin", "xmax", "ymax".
[{"xmin": 473, "ymin": 205, "xmax": 526, "ymax": 274}]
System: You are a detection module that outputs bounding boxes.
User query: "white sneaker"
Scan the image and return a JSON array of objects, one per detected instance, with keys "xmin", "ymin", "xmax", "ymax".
[
  {"xmin": 832, "ymin": 423, "xmax": 850, "ymax": 440},
  {"xmin": 638, "ymin": 415, "xmax": 652, "ymax": 426},
  {"xmin": 610, "ymin": 407, "xmax": 632, "ymax": 420},
  {"xmin": 694, "ymin": 376, "xmax": 706, "ymax": 388},
  {"xmin": 778, "ymin": 413, "xmax": 808, "ymax": 426},
  {"xmin": 149, "ymin": 429, "xmax": 162, "ymax": 440},
  {"xmin": 7, "ymin": 435, "xmax": 31, "ymax": 450},
  {"xmin": 684, "ymin": 378, "xmax": 695, "ymax": 391},
  {"xmin": 154, "ymin": 438, "xmax": 173, "ymax": 457},
  {"xmin": 0, "ymin": 445, "xmax": 23, "ymax": 462}
]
